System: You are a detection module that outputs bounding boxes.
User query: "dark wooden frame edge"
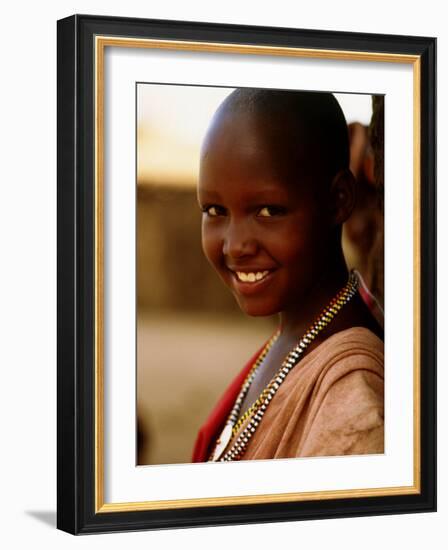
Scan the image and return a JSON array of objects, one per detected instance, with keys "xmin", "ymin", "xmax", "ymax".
[{"xmin": 57, "ymin": 14, "xmax": 436, "ymax": 535}]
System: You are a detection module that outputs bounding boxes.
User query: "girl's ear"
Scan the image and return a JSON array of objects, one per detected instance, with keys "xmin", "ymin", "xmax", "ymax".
[{"xmin": 329, "ymin": 168, "xmax": 356, "ymax": 225}]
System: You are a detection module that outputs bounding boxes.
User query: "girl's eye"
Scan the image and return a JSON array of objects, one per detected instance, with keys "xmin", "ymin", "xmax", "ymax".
[
  {"xmin": 257, "ymin": 205, "xmax": 286, "ymax": 217},
  {"xmin": 202, "ymin": 205, "xmax": 226, "ymax": 217}
]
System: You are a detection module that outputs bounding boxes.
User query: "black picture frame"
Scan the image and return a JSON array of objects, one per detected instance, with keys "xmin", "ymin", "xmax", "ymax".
[{"xmin": 57, "ymin": 14, "xmax": 436, "ymax": 534}]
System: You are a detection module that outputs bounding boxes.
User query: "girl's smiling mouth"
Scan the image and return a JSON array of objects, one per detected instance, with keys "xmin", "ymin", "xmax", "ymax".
[
  {"xmin": 227, "ymin": 267, "xmax": 277, "ymax": 295},
  {"xmin": 235, "ymin": 270, "xmax": 270, "ymax": 283}
]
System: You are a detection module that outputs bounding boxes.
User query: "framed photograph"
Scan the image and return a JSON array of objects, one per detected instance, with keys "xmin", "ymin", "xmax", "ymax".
[{"xmin": 57, "ymin": 14, "xmax": 436, "ymax": 534}]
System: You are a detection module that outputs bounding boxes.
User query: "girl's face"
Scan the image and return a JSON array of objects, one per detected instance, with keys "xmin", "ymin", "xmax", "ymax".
[{"xmin": 198, "ymin": 110, "xmax": 334, "ymax": 317}]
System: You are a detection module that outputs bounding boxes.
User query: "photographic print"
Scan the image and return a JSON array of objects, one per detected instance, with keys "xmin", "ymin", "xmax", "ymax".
[
  {"xmin": 57, "ymin": 14, "xmax": 435, "ymax": 534},
  {"xmin": 136, "ymin": 84, "xmax": 385, "ymax": 466}
]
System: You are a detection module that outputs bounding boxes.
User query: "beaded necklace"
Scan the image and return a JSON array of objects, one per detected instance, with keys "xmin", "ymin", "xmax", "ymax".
[{"xmin": 209, "ymin": 271, "xmax": 359, "ymax": 462}]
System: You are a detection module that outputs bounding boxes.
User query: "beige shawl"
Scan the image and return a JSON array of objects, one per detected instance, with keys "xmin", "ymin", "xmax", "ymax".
[{"xmin": 234, "ymin": 327, "xmax": 384, "ymax": 460}]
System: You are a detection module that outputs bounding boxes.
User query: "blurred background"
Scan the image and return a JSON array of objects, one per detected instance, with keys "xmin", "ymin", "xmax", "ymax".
[{"xmin": 136, "ymin": 84, "xmax": 384, "ymax": 465}]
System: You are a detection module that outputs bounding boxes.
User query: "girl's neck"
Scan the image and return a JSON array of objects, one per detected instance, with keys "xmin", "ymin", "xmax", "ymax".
[{"xmin": 278, "ymin": 253, "xmax": 349, "ymax": 343}]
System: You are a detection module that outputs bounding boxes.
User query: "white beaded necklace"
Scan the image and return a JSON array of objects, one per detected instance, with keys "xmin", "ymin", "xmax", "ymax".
[{"xmin": 209, "ymin": 271, "xmax": 359, "ymax": 462}]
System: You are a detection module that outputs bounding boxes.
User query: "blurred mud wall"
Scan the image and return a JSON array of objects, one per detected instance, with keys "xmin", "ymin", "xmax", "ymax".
[{"xmin": 137, "ymin": 183, "xmax": 242, "ymax": 314}]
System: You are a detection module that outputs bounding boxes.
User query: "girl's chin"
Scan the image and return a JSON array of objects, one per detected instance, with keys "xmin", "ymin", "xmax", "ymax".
[{"xmin": 234, "ymin": 296, "xmax": 280, "ymax": 317}]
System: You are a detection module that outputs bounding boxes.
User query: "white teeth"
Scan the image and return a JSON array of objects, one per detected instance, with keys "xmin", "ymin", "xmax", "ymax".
[{"xmin": 236, "ymin": 271, "xmax": 269, "ymax": 283}]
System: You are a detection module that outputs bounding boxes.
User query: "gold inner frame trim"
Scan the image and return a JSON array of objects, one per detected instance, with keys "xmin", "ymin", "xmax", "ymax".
[
  {"xmin": 94, "ymin": 35, "xmax": 421, "ymax": 513},
  {"xmin": 100, "ymin": 485, "xmax": 420, "ymax": 513}
]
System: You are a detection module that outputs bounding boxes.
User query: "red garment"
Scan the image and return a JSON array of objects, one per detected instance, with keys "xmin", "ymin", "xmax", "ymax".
[
  {"xmin": 358, "ymin": 285, "xmax": 374, "ymax": 310},
  {"xmin": 191, "ymin": 341, "xmax": 269, "ymax": 462}
]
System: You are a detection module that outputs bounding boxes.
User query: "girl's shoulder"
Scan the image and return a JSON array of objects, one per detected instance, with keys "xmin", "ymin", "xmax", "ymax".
[
  {"xmin": 320, "ymin": 326, "xmax": 383, "ymax": 353},
  {"xmin": 284, "ymin": 326, "xmax": 384, "ymax": 393},
  {"xmin": 312, "ymin": 326, "xmax": 384, "ymax": 364},
  {"xmin": 265, "ymin": 326, "xmax": 385, "ymax": 458},
  {"xmin": 299, "ymin": 327, "xmax": 385, "ymax": 456}
]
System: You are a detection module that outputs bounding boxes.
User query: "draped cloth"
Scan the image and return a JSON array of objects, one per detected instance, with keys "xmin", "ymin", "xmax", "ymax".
[{"xmin": 192, "ymin": 327, "xmax": 384, "ymax": 462}]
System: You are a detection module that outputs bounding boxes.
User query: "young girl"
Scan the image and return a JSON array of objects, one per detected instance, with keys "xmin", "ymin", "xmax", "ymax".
[{"xmin": 192, "ymin": 88, "xmax": 384, "ymax": 463}]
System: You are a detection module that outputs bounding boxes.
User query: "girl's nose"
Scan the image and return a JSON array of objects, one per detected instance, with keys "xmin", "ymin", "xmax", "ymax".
[{"xmin": 222, "ymin": 219, "xmax": 258, "ymax": 259}]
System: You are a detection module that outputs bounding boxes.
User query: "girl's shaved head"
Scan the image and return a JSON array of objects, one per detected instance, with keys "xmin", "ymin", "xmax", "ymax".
[{"xmin": 207, "ymin": 88, "xmax": 350, "ymax": 187}]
